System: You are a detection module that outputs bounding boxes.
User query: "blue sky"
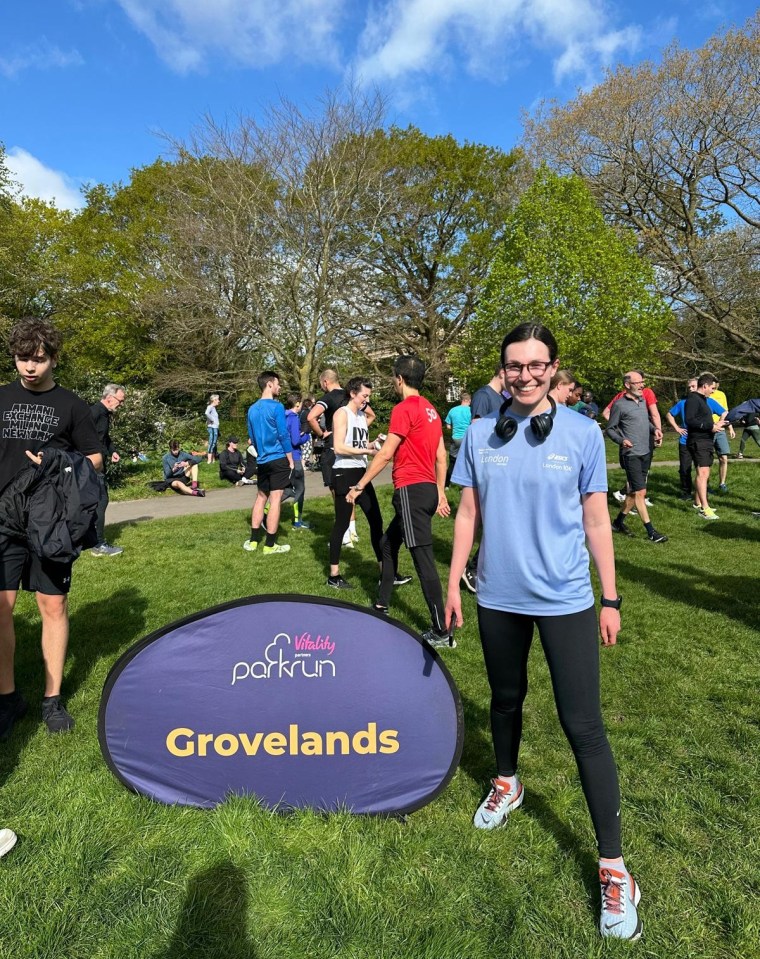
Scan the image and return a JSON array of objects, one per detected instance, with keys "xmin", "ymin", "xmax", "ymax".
[{"xmin": 1, "ymin": 0, "xmax": 755, "ymax": 209}]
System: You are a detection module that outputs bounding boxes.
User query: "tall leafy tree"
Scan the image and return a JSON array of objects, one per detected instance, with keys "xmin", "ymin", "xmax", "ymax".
[
  {"xmin": 524, "ymin": 13, "xmax": 760, "ymax": 378},
  {"xmin": 159, "ymin": 87, "xmax": 389, "ymax": 394},
  {"xmin": 454, "ymin": 170, "xmax": 671, "ymax": 388},
  {"xmin": 354, "ymin": 127, "xmax": 521, "ymax": 395}
]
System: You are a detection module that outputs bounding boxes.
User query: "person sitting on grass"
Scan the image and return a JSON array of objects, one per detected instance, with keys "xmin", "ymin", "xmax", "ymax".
[
  {"xmin": 162, "ymin": 440, "xmax": 205, "ymax": 497},
  {"xmin": 218, "ymin": 436, "xmax": 247, "ymax": 486}
]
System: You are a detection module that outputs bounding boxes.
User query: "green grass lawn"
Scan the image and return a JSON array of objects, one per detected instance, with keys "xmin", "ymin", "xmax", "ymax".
[{"xmin": 1, "ymin": 464, "xmax": 758, "ymax": 959}]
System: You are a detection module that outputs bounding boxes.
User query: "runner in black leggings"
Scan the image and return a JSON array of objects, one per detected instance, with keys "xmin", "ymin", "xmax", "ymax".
[
  {"xmin": 327, "ymin": 378, "xmax": 383, "ymax": 590},
  {"xmin": 445, "ymin": 322, "xmax": 642, "ymax": 941}
]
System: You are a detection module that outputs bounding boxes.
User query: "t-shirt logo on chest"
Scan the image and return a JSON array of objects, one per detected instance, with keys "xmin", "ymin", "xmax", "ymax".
[
  {"xmin": 2, "ymin": 403, "xmax": 60, "ymax": 441},
  {"xmin": 543, "ymin": 451, "xmax": 573, "ymax": 472},
  {"xmin": 478, "ymin": 448, "xmax": 510, "ymax": 466}
]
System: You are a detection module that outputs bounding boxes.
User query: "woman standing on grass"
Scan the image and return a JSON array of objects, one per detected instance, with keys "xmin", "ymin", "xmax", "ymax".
[
  {"xmin": 445, "ymin": 322, "xmax": 642, "ymax": 941},
  {"xmin": 326, "ymin": 377, "xmax": 384, "ymax": 590}
]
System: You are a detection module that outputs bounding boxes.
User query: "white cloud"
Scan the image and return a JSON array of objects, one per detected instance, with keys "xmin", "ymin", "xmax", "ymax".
[
  {"xmin": 0, "ymin": 39, "xmax": 83, "ymax": 79},
  {"xmin": 117, "ymin": 0, "xmax": 346, "ymax": 74},
  {"xmin": 6, "ymin": 149, "xmax": 85, "ymax": 211},
  {"xmin": 354, "ymin": 0, "xmax": 642, "ymax": 88}
]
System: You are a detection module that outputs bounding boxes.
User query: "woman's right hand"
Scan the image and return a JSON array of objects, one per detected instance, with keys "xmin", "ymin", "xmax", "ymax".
[{"xmin": 445, "ymin": 588, "xmax": 463, "ymax": 629}]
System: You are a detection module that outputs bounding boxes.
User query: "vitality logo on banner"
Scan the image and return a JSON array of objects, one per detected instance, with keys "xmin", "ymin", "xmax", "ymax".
[{"xmin": 99, "ymin": 595, "xmax": 463, "ymax": 814}]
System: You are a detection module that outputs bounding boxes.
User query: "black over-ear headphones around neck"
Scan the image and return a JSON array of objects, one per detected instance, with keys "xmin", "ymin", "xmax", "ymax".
[{"xmin": 494, "ymin": 395, "xmax": 557, "ymax": 443}]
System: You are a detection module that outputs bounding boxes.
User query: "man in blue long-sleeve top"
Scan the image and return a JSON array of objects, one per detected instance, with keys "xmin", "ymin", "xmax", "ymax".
[{"xmin": 244, "ymin": 372, "xmax": 293, "ymax": 556}]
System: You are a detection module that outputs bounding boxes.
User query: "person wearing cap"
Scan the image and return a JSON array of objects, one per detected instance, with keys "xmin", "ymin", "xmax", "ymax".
[{"xmin": 219, "ymin": 436, "xmax": 248, "ymax": 486}]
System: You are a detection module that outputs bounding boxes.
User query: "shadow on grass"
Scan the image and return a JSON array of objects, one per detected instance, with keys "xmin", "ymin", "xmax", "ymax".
[
  {"xmin": 616, "ymin": 559, "xmax": 760, "ymax": 630},
  {"xmin": 459, "ymin": 690, "xmax": 599, "ymax": 906},
  {"xmin": 150, "ymin": 860, "xmax": 257, "ymax": 959},
  {"xmin": 695, "ymin": 520, "xmax": 760, "ymax": 542},
  {"xmin": 0, "ymin": 586, "xmax": 147, "ymax": 787}
]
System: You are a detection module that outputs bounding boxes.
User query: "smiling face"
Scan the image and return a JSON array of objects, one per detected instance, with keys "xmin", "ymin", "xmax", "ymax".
[
  {"xmin": 502, "ymin": 338, "xmax": 559, "ymax": 415},
  {"xmin": 15, "ymin": 349, "xmax": 56, "ymax": 391},
  {"xmin": 350, "ymin": 385, "xmax": 373, "ymax": 410}
]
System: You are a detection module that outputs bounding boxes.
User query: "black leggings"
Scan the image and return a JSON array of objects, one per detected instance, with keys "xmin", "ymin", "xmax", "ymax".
[
  {"xmin": 329, "ymin": 468, "xmax": 383, "ymax": 566},
  {"xmin": 477, "ymin": 604, "xmax": 622, "ymax": 858}
]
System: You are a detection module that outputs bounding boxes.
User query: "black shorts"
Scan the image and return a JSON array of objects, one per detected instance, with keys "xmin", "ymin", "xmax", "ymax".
[
  {"xmin": 257, "ymin": 457, "xmax": 292, "ymax": 494},
  {"xmin": 392, "ymin": 482, "xmax": 438, "ymax": 548},
  {"xmin": 320, "ymin": 447, "xmax": 336, "ymax": 488},
  {"xmin": 0, "ymin": 537, "xmax": 72, "ymax": 596},
  {"xmin": 688, "ymin": 436, "xmax": 715, "ymax": 468},
  {"xmin": 621, "ymin": 453, "xmax": 651, "ymax": 493}
]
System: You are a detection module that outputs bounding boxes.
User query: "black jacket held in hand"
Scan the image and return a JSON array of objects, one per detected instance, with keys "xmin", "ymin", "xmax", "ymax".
[{"xmin": 0, "ymin": 448, "xmax": 101, "ymax": 561}]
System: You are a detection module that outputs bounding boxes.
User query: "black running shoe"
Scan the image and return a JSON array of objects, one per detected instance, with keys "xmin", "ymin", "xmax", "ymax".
[
  {"xmin": 648, "ymin": 529, "xmax": 668, "ymax": 543},
  {"xmin": 612, "ymin": 521, "xmax": 634, "ymax": 537},
  {"xmin": 377, "ymin": 575, "xmax": 413, "ymax": 587},
  {"xmin": 371, "ymin": 603, "xmax": 389, "ymax": 615},
  {"xmin": 41, "ymin": 696, "xmax": 74, "ymax": 734},
  {"xmin": 0, "ymin": 690, "xmax": 28, "ymax": 740},
  {"xmin": 461, "ymin": 567, "xmax": 477, "ymax": 593},
  {"xmin": 327, "ymin": 575, "xmax": 354, "ymax": 590}
]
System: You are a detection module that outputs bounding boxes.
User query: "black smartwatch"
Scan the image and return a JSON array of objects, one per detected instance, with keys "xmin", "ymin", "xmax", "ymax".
[{"xmin": 600, "ymin": 596, "xmax": 622, "ymax": 610}]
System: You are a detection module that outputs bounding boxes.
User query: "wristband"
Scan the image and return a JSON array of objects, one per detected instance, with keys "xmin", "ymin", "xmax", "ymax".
[{"xmin": 600, "ymin": 596, "xmax": 622, "ymax": 610}]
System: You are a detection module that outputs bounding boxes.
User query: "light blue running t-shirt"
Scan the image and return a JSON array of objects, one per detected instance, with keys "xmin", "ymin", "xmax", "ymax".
[{"xmin": 451, "ymin": 404, "xmax": 608, "ymax": 616}]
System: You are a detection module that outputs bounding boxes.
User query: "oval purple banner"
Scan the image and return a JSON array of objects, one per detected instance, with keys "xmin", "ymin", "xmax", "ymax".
[{"xmin": 99, "ymin": 595, "xmax": 463, "ymax": 814}]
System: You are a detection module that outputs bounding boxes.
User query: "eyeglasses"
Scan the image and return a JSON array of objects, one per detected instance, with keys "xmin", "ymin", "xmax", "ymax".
[{"xmin": 502, "ymin": 361, "xmax": 553, "ymax": 377}]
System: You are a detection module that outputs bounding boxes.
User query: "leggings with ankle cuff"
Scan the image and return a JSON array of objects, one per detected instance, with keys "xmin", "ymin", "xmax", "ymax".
[
  {"xmin": 329, "ymin": 467, "xmax": 383, "ymax": 566},
  {"xmin": 477, "ymin": 603, "xmax": 622, "ymax": 858}
]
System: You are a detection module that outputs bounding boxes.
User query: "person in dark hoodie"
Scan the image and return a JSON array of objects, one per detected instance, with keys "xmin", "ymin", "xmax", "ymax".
[{"xmin": 0, "ymin": 317, "xmax": 102, "ymax": 738}]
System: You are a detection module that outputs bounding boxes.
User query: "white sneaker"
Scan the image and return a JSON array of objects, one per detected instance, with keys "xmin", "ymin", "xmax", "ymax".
[
  {"xmin": 0, "ymin": 828, "xmax": 17, "ymax": 858},
  {"xmin": 612, "ymin": 490, "xmax": 626, "ymax": 503},
  {"xmin": 599, "ymin": 867, "xmax": 642, "ymax": 940},
  {"xmin": 473, "ymin": 776, "xmax": 524, "ymax": 830},
  {"xmin": 342, "ymin": 533, "xmax": 354, "ymax": 549},
  {"xmin": 349, "ymin": 529, "xmax": 359, "ymax": 542},
  {"xmin": 644, "ymin": 497, "xmax": 653, "ymax": 506}
]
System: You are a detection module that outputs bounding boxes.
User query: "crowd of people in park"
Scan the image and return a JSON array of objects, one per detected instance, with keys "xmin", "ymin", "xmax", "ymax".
[{"xmin": 1, "ymin": 314, "xmax": 758, "ymax": 941}]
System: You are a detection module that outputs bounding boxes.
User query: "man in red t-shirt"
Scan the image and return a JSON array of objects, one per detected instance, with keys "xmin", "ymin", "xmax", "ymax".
[{"xmin": 347, "ymin": 356, "xmax": 452, "ymax": 648}]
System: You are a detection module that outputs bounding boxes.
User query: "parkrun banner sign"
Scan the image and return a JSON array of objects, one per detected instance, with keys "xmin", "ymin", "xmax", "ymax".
[{"xmin": 99, "ymin": 595, "xmax": 463, "ymax": 814}]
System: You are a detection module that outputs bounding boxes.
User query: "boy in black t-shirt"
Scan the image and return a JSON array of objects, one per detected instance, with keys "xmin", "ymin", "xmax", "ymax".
[{"xmin": 0, "ymin": 318, "xmax": 103, "ymax": 738}]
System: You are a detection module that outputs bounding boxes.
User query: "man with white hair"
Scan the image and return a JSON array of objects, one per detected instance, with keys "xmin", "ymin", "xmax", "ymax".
[
  {"xmin": 606, "ymin": 371, "xmax": 667, "ymax": 543},
  {"xmin": 90, "ymin": 384, "xmax": 126, "ymax": 557}
]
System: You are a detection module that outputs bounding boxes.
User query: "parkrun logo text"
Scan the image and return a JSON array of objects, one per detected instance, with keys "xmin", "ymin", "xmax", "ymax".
[
  {"xmin": 165, "ymin": 722, "xmax": 400, "ymax": 757},
  {"xmin": 232, "ymin": 632, "xmax": 336, "ymax": 684}
]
